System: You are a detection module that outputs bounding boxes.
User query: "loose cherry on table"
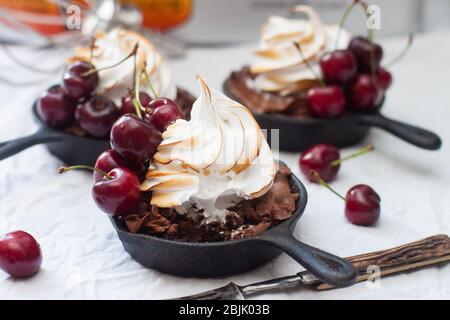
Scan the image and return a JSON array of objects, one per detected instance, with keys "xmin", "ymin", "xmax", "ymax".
[
  {"xmin": 120, "ymin": 91, "xmax": 152, "ymax": 116},
  {"xmin": 347, "ymin": 74, "xmax": 384, "ymax": 112},
  {"xmin": 345, "ymin": 184, "xmax": 381, "ymax": 226},
  {"xmin": 319, "ymin": 49, "xmax": 357, "ymax": 85},
  {"xmin": 59, "ymin": 165, "xmax": 141, "ymax": 217},
  {"xmin": 110, "ymin": 114, "xmax": 162, "ymax": 165},
  {"xmin": 37, "ymin": 85, "xmax": 77, "ymax": 129},
  {"xmin": 348, "ymin": 36, "xmax": 383, "ymax": 72},
  {"xmin": 0, "ymin": 230, "xmax": 42, "ymax": 278},
  {"xmin": 306, "ymin": 86, "xmax": 346, "ymax": 118},
  {"xmin": 95, "ymin": 149, "xmax": 146, "ymax": 182},
  {"xmin": 145, "ymin": 98, "xmax": 184, "ymax": 131},
  {"xmin": 62, "ymin": 61, "xmax": 99, "ymax": 101},
  {"xmin": 75, "ymin": 95, "xmax": 120, "ymax": 138},
  {"xmin": 310, "ymin": 171, "xmax": 381, "ymax": 226},
  {"xmin": 300, "ymin": 144, "xmax": 374, "ymax": 182}
]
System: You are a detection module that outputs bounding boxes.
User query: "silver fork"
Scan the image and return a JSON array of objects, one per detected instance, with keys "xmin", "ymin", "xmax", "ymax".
[{"xmin": 172, "ymin": 272, "xmax": 323, "ymax": 300}]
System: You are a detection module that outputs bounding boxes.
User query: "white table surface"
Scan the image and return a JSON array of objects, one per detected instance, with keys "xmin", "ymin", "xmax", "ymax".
[{"xmin": 0, "ymin": 30, "xmax": 449, "ymax": 300}]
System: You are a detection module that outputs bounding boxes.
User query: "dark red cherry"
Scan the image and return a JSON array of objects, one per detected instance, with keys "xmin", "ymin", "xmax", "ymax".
[
  {"xmin": 348, "ymin": 36, "xmax": 383, "ymax": 72},
  {"xmin": 347, "ymin": 74, "xmax": 383, "ymax": 112},
  {"xmin": 0, "ymin": 231, "xmax": 42, "ymax": 278},
  {"xmin": 92, "ymin": 167, "xmax": 140, "ymax": 217},
  {"xmin": 75, "ymin": 95, "xmax": 120, "ymax": 138},
  {"xmin": 37, "ymin": 85, "xmax": 76, "ymax": 129},
  {"xmin": 110, "ymin": 114, "xmax": 161, "ymax": 164},
  {"xmin": 95, "ymin": 149, "xmax": 147, "ymax": 182},
  {"xmin": 146, "ymin": 97, "xmax": 178, "ymax": 111},
  {"xmin": 301, "ymin": 144, "xmax": 374, "ymax": 183},
  {"xmin": 319, "ymin": 50, "xmax": 357, "ymax": 84},
  {"xmin": 376, "ymin": 67, "xmax": 393, "ymax": 90},
  {"xmin": 300, "ymin": 144, "xmax": 340, "ymax": 182},
  {"xmin": 94, "ymin": 149, "xmax": 128, "ymax": 181},
  {"xmin": 311, "ymin": 170, "xmax": 381, "ymax": 227},
  {"xmin": 145, "ymin": 98, "xmax": 183, "ymax": 131},
  {"xmin": 120, "ymin": 91, "xmax": 152, "ymax": 115},
  {"xmin": 62, "ymin": 61, "xmax": 99, "ymax": 100},
  {"xmin": 307, "ymin": 86, "xmax": 346, "ymax": 118},
  {"xmin": 345, "ymin": 184, "xmax": 381, "ymax": 226}
]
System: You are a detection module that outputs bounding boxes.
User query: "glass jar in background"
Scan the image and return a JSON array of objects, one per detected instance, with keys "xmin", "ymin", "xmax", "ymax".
[{"xmin": 0, "ymin": 0, "xmax": 192, "ymax": 38}]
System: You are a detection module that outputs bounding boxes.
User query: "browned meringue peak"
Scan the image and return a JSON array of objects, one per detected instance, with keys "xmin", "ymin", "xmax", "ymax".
[
  {"xmin": 250, "ymin": 5, "xmax": 351, "ymax": 95},
  {"xmin": 73, "ymin": 28, "xmax": 176, "ymax": 103},
  {"xmin": 141, "ymin": 75, "xmax": 276, "ymax": 223}
]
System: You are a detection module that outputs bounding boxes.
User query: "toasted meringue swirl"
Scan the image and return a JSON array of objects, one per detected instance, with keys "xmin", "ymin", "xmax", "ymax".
[
  {"xmin": 141, "ymin": 76, "xmax": 276, "ymax": 222},
  {"xmin": 74, "ymin": 28, "xmax": 176, "ymax": 104},
  {"xmin": 250, "ymin": 5, "xmax": 351, "ymax": 95}
]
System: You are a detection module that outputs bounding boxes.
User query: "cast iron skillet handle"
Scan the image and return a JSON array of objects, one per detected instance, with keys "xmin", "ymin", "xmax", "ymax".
[
  {"xmin": 0, "ymin": 129, "xmax": 63, "ymax": 161},
  {"xmin": 260, "ymin": 233, "xmax": 357, "ymax": 287},
  {"xmin": 358, "ymin": 113, "xmax": 442, "ymax": 150}
]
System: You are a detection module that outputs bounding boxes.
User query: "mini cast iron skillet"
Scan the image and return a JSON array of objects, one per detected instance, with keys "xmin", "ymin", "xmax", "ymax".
[
  {"xmin": 223, "ymin": 84, "xmax": 442, "ymax": 152},
  {"xmin": 109, "ymin": 167, "xmax": 357, "ymax": 287},
  {"xmin": 0, "ymin": 102, "xmax": 109, "ymax": 166}
]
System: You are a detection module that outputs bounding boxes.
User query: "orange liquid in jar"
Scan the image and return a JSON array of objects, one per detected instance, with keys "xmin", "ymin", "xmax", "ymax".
[{"xmin": 122, "ymin": 0, "xmax": 192, "ymax": 31}]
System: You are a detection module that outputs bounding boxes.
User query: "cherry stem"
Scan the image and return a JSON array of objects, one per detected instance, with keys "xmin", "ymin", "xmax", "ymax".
[
  {"xmin": 331, "ymin": 144, "xmax": 374, "ymax": 167},
  {"xmin": 82, "ymin": 43, "xmax": 139, "ymax": 77},
  {"xmin": 293, "ymin": 42, "xmax": 325, "ymax": 87},
  {"xmin": 356, "ymin": 0, "xmax": 377, "ymax": 80},
  {"xmin": 335, "ymin": 0, "xmax": 359, "ymax": 50},
  {"xmin": 58, "ymin": 165, "xmax": 112, "ymax": 180},
  {"xmin": 384, "ymin": 34, "xmax": 414, "ymax": 68},
  {"xmin": 335, "ymin": 1, "xmax": 376, "ymax": 79},
  {"xmin": 310, "ymin": 170, "xmax": 346, "ymax": 201},
  {"xmin": 142, "ymin": 62, "xmax": 158, "ymax": 98},
  {"xmin": 133, "ymin": 73, "xmax": 144, "ymax": 119},
  {"xmin": 132, "ymin": 42, "xmax": 137, "ymax": 94},
  {"xmin": 89, "ymin": 37, "xmax": 96, "ymax": 62}
]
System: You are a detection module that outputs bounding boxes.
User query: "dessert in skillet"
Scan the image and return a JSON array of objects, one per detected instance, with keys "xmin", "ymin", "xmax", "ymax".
[
  {"xmin": 60, "ymin": 76, "xmax": 299, "ymax": 242},
  {"xmin": 37, "ymin": 28, "xmax": 194, "ymax": 138},
  {"xmin": 225, "ymin": 4, "xmax": 405, "ymax": 119}
]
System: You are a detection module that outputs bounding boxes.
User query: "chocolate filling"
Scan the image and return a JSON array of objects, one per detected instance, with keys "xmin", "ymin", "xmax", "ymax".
[
  {"xmin": 124, "ymin": 165, "xmax": 299, "ymax": 243},
  {"xmin": 174, "ymin": 87, "xmax": 195, "ymax": 120},
  {"xmin": 225, "ymin": 66, "xmax": 313, "ymax": 118}
]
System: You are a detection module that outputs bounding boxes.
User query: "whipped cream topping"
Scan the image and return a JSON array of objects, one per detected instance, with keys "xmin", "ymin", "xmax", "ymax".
[
  {"xmin": 141, "ymin": 76, "xmax": 276, "ymax": 223},
  {"xmin": 74, "ymin": 28, "xmax": 177, "ymax": 104},
  {"xmin": 250, "ymin": 5, "xmax": 351, "ymax": 95}
]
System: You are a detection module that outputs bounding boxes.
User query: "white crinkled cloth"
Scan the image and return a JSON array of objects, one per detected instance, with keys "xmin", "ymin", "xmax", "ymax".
[{"xmin": 0, "ymin": 31, "xmax": 449, "ymax": 299}]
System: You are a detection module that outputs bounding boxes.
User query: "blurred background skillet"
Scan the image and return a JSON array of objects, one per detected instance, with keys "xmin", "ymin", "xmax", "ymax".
[
  {"xmin": 109, "ymin": 167, "xmax": 357, "ymax": 287},
  {"xmin": 223, "ymin": 83, "xmax": 442, "ymax": 152},
  {"xmin": 0, "ymin": 102, "xmax": 109, "ymax": 166}
]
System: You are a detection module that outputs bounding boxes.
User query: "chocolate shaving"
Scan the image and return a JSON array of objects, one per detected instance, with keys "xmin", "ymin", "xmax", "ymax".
[
  {"xmin": 232, "ymin": 221, "xmax": 272, "ymax": 240},
  {"xmin": 175, "ymin": 87, "xmax": 195, "ymax": 120}
]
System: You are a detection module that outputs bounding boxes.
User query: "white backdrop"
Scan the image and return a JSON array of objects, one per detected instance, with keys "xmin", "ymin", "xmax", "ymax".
[
  {"xmin": 0, "ymin": 29, "xmax": 449, "ymax": 299},
  {"xmin": 174, "ymin": 0, "xmax": 450, "ymax": 43}
]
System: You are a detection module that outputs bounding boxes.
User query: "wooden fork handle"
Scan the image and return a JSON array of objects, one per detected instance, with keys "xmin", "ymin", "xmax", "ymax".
[{"xmin": 315, "ymin": 234, "xmax": 450, "ymax": 290}]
